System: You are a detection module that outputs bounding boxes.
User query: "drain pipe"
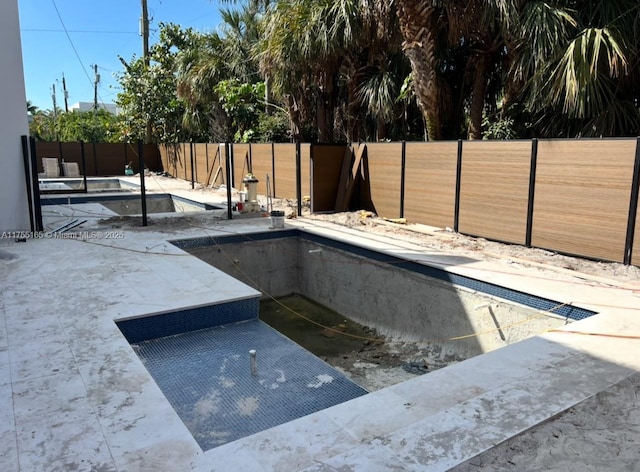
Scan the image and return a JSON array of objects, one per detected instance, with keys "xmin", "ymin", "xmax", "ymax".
[{"xmin": 249, "ymin": 349, "xmax": 257, "ymax": 376}]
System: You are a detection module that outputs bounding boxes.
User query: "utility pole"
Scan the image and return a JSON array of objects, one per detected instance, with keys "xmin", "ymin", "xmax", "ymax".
[
  {"xmin": 141, "ymin": 0, "xmax": 149, "ymax": 67},
  {"xmin": 141, "ymin": 0, "xmax": 152, "ymax": 143},
  {"xmin": 93, "ymin": 64, "xmax": 100, "ymax": 113},
  {"xmin": 51, "ymin": 83, "xmax": 58, "ymax": 140},
  {"xmin": 62, "ymin": 74, "xmax": 69, "ymax": 112}
]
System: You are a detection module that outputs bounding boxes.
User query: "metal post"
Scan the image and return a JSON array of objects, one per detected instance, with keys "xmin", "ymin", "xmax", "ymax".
[
  {"xmin": 271, "ymin": 142, "xmax": 276, "ymax": 197},
  {"xmin": 400, "ymin": 141, "xmax": 406, "ymax": 219},
  {"xmin": 525, "ymin": 138, "xmax": 539, "ymax": 248},
  {"xmin": 296, "ymin": 140, "xmax": 302, "ymax": 216},
  {"xmin": 623, "ymin": 137, "xmax": 640, "ymax": 264},
  {"xmin": 93, "ymin": 142, "xmax": 98, "ymax": 175},
  {"xmin": 80, "ymin": 141, "xmax": 88, "ymax": 193},
  {"xmin": 225, "ymin": 143, "xmax": 233, "ymax": 220},
  {"xmin": 249, "ymin": 349, "xmax": 257, "ymax": 376},
  {"xmin": 58, "ymin": 141, "xmax": 64, "ymax": 175},
  {"xmin": 138, "ymin": 140, "xmax": 148, "ymax": 226},
  {"xmin": 453, "ymin": 139, "xmax": 463, "ymax": 232},
  {"xmin": 20, "ymin": 136, "xmax": 35, "ymax": 232},
  {"xmin": 29, "ymin": 137, "xmax": 43, "ymax": 231},
  {"xmin": 190, "ymin": 141, "xmax": 195, "ymax": 189}
]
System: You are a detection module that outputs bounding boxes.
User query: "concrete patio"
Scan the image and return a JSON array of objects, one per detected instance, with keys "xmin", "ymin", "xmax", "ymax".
[{"xmin": 1, "ymin": 184, "xmax": 639, "ymax": 471}]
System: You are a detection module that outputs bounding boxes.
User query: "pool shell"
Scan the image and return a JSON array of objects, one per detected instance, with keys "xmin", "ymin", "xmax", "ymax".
[
  {"xmin": 39, "ymin": 177, "xmax": 139, "ymax": 192},
  {"xmin": 174, "ymin": 229, "xmax": 595, "ymax": 359},
  {"xmin": 40, "ymin": 192, "xmax": 223, "ymax": 215},
  {"xmin": 117, "ymin": 228, "xmax": 596, "ymax": 453}
]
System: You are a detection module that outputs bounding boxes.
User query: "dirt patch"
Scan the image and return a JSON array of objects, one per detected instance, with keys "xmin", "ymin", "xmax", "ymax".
[{"xmin": 259, "ymin": 295, "xmax": 437, "ymax": 391}]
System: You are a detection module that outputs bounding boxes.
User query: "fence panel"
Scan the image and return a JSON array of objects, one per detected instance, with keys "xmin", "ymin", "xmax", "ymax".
[
  {"xmin": 310, "ymin": 144, "xmax": 348, "ymax": 212},
  {"xmin": 193, "ymin": 143, "xmax": 207, "ymax": 184},
  {"xmin": 273, "ymin": 143, "xmax": 298, "ymax": 199},
  {"xmin": 458, "ymin": 141, "xmax": 531, "ymax": 245},
  {"xmin": 36, "ymin": 142, "xmax": 160, "ymax": 176},
  {"xmin": 250, "ymin": 144, "xmax": 275, "ymax": 198},
  {"xmin": 532, "ymin": 139, "xmax": 637, "ymax": 262},
  {"xmin": 366, "ymin": 143, "xmax": 403, "ymax": 219},
  {"xmin": 404, "ymin": 142, "xmax": 458, "ymax": 229},
  {"xmin": 160, "ymin": 143, "xmax": 187, "ymax": 179}
]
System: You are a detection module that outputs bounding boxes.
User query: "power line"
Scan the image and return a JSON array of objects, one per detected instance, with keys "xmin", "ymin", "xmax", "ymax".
[
  {"xmin": 50, "ymin": 0, "xmax": 109, "ymax": 107},
  {"xmin": 50, "ymin": 0, "xmax": 94, "ymax": 90},
  {"xmin": 21, "ymin": 28, "xmax": 137, "ymax": 34}
]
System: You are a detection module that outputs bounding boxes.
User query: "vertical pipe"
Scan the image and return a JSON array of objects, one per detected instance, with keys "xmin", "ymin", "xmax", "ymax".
[
  {"xmin": 190, "ymin": 141, "xmax": 195, "ymax": 189},
  {"xmin": 400, "ymin": 140, "xmax": 406, "ymax": 219},
  {"xmin": 248, "ymin": 142, "xmax": 253, "ymax": 173},
  {"xmin": 526, "ymin": 138, "xmax": 539, "ymax": 248},
  {"xmin": 271, "ymin": 142, "xmax": 276, "ymax": 197},
  {"xmin": 249, "ymin": 349, "xmax": 257, "ymax": 376},
  {"xmin": 453, "ymin": 139, "xmax": 463, "ymax": 232},
  {"xmin": 225, "ymin": 143, "xmax": 233, "ymax": 220},
  {"xmin": 138, "ymin": 139, "xmax": 148, "ymax": 226},
  {"xmin": 20, "ymin": 136, "xmax": 35, "ymax": 232},
  {"xmin": 623, "ymin": 137, "xmax": 640, "ymax": 265},
  {"xmin": 80, "ymin": 141, "xmax": 88, "ymax": 193},
  {"xmin": 29, "ymin": 137, "xmax": 43, "ymax": 231},
  {"xmin": 295, "ymin": 140, "xmax": 302, "ymax": 216}
]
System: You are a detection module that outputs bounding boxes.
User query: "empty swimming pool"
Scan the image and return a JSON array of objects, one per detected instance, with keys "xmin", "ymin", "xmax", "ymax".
[
  {"xmin": 40, "ymin": 193, "xmax": 223, "ymax": 216},
  {"xmin": 117, "ymin": 229, "xmax": 595, "ymax": 451},
  {"xmin": 175, "ymin": 230, "xmax": 594, "ymax": 361}
]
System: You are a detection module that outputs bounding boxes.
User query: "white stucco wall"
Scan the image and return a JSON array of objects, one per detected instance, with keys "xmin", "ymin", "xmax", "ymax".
[{"xmin": 0, "ymin": 0, "xmax": 30, "ymax": 232}]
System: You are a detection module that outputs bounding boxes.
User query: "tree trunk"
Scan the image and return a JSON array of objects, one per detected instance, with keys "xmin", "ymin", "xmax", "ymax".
[
  {"xmin": 468, "ymin": 53, "xmax": 490, "ymax": 140},
  {"xmin": 396, "ymin": 1, "xmax": 443, "ymax": 140}
]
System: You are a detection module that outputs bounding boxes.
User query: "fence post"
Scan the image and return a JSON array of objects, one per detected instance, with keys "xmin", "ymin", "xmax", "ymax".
[
  {"xmin": 205, "ymin": 142, "xmax": 209, "ymax": 174},
  {"xmin": 20, "ymin": 136, "xmax": 35, "ymax": 232},
  {"xmin": 271, "ymin": 142, "xmax": 276, "ymax": 198},
  {"xmin": 225, "ymin": 142, "xmax": 233, "ymax": 220},
  {"xmin": 453, "ymin": 139, "xmax": 463, "ymax": 232},
  {"xmin": 296, "ymin": 140, "xmax": 302, "ymax": 216},
  {"xmin": 526, "ymin": 138, "xmax": 539, "ymax": 248},
  {"xmin": 400, "ymin": 141, "xmax": 406, "ymax": 219},
  {"xmin": 93, "ymin": 142, "xmax": 98, "ymax": 176},
  {"xmin": 80, "ymin": 141, "xmax": 88, "ymax": 193},
  {"xmin": 29, "ymin": 137, "xmax": 43, "ymax": 231},
  {"xmin": 623, "ymin": 137, "xmax": 640, "ymax": 265},
  {"xmin": 138, "ymin": 139, "xmax": 148, "ymax": 227},
  {"xmin": 190, "ymin": 141, "xmax": 195, "ymax": 189}
]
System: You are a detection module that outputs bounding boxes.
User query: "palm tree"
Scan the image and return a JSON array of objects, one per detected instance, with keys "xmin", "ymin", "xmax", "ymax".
[
  {"xmin": 510, "ymin": 0, "xmax": 640, "ymax": 137},
  {"xmin": 27, "ymin": 100, "xmax": 39, "ymax": 115}
]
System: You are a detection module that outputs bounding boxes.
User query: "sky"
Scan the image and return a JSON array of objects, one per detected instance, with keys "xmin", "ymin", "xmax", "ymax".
[{"xmin": 18, "ymin": 0, "xmax": 224, "ymax": 111}]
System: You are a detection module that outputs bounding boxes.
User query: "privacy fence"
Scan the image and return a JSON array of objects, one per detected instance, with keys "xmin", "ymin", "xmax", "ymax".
[
  {"xmin": 35, "ymin": 142, "xmax": 162, "ymax": 176},
  {"xmin": 159, "ymin": 139, "xmax": 640, "ymax": 266}
]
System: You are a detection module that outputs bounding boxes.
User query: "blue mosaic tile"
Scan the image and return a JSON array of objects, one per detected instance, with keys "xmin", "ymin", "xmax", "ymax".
[
  {"xmin": 117, "ymin": 297, "xmax": 260, "ymax": 343},
  {"xmin": 132, "ymin": 319, "xmax": 368, "ymax": 450}
]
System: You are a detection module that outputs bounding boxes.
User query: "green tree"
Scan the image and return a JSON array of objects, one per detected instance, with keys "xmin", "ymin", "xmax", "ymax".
[
  {"xmin": 513, "ymin": 0, "xmax": 640, "ymax": 137},
  {"xmin": 116, "ymin": 23, "xmax": 207, "ymax": 143},
  {"xmin": 28, "ymin": 109, "xmax": 124, "ymax": 143}
]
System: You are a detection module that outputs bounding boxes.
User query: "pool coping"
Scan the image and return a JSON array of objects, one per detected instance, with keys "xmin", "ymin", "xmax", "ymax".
[{"xmin": 2, "ymin": 217, "xmax": 639, "ymax": 471}]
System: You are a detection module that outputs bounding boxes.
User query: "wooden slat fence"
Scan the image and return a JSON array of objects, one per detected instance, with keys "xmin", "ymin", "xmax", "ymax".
[{"xmin": 157, "ymin": 138, "xmax": 640, "ymax": 265}]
